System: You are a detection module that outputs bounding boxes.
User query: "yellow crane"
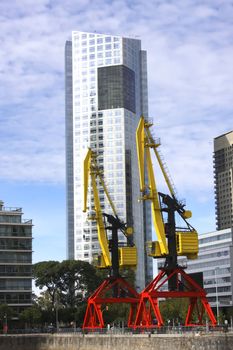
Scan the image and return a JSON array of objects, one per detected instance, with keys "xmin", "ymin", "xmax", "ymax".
[
  {"xmin": 83, "ymin": 148, "xmax": 137, "ymax": 275},
  {"xmin": 133, "ymin": 116, "xmax": 216, "ymax": 328},
  {"xmin": 82, "ymin": 148, "xmax": 139, "ymax": 330},
  {"xmin": 136, "ymin": 116, "xmax": 198, "ymax": 262}
]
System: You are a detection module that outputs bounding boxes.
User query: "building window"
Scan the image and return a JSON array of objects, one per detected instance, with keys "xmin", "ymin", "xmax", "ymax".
[{"xmin": 97, "ymin": 65, "xmax": 135, "ymax": 113}]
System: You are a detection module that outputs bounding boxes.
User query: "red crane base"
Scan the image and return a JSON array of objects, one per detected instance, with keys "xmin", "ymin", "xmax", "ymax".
[
  {"xmin": 133, "ymin": 267, "xmax": 217, "ymax": 328},
  {"xmin": 82, "ymin": 276, "xmax": 139, "ymax": 329}
]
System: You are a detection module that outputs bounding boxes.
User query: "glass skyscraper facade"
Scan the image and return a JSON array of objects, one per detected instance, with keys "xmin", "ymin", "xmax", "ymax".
[
  {"xmin": 65, "ymin": 31, "xmax": 152, "ymax": 290},
  {"xmin": 181, "ymin": 228, "xmax": 233, "ymax": 310},
  {"xmin": 213, "ymin": 131, "xmax": 233, "ymax": 230}
]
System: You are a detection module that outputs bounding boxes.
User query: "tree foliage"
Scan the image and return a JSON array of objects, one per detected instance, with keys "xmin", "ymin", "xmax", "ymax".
[
  {"xmin": 159, "ymin": 298, "xmax": 189, "ymax": 324},
  {"xmin": 57, "ymin": 260, "xmax": 99, "ymax": 307},
  {"xmin": 33, "ymin": 260, "xmax": 99, "ymax": 309},
  {"xmin": 20, "ymin": 305, "xmax": 42, "ymax": 327},
  {"xmin": 0, "ymin": 304, "xmax": 13, "ymax": 321},
  {"xmin": 33, "ymin": 260, "xmax": 137, "ymax": 326},
  {"xmin": 33, "ymin": 261, "xmax": 60, "ymax": 307}
]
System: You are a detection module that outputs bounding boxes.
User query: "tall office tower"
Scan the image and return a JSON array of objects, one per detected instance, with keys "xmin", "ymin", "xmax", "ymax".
[
  {"xmin": 0, "ymin": 200, "xmax": 33, "ymax": 318},
  {"xmin": 213, "ymin": 131, "xmax": 233, "ymax": 230},
  {"xmin": 65, "ymin": 31, "xmax": 153, "ymax": 290}
]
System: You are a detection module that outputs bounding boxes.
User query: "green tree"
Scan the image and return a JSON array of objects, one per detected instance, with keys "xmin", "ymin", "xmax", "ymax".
[
  {"xmin": 160, "ymin": 298, "xmax": 189, "ymax": 324},
  {"xmin": 33, "ymin": 260, "xmax": 135, "ymax": 326},
  {"xmin": 119, "ymin": 267, "xmax": 135, "ymax": 287},
  {"xmin": 92, "ymin": 266, "xmax": 136, "ymax": 326},
  {"xmin": 33, "ymin": 259, "xmax": 101, "ymax": 325},
  {"xmin": 0, "ymin": 304, "xmax": 13, "ymax": 331},
  {"xmin": 57, "ymin": 260, "xmax": 99, "ymax": 308},
  {"xmin": 33, "ymin": 261, "xmax": 60, "ymax": 307},
  {"xmin": 20, "ymin": 305, "xmax": 42, "ymax": 328},
  {"xmin": 74, "ymin": 303, "xmax": 88, "ymax": 327},
  {"xmin": 34, "ymin": 260, "xmax": 99, "ymax": 308},
  {"xmin": 37, "ymin": 290, "xmax": 53, "ymax": 311},
  {"xmin": 0, "ymin": 304, "xmax": 13, "ymax": 320},
  {"xmin": 95, "ymin": 267, "xmax": 136, "ymax": 288}
]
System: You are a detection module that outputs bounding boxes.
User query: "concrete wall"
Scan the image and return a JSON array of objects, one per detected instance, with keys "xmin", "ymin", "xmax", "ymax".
[{"xmin": 0, "ymin": 333, "xmax": 232, "ymax": 350}]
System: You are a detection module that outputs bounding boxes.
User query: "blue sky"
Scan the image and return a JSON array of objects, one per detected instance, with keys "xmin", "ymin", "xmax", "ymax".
[{"xmin": 1, "ymin": 0, "xmax": 233, "ymax": 265}]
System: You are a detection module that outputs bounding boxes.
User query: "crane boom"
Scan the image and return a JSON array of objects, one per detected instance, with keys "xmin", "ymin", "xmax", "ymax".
[
  {"xmin": 136, "ymin": 117, "xmax": 168, "ymax": 256},
  {"xmin": 145, "ymin": 147, "xmax": 168, "ymax": 256},
  {"xmin": 83, "ymin": 149, "xmax": 111, "ymax": 267},
  {"xmin": 136, "ymin": 117, "xmax": 176, "ymax": 197}
]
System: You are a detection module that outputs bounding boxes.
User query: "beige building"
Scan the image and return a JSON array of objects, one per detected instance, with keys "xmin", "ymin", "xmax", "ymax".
[{"xmin": 213, "ymin": 131, "xmax": 233, "ymax": 230}]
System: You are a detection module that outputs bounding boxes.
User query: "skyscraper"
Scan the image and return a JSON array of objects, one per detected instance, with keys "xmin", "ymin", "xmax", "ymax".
[
  {"xmin": 213, "ymin": 131, "xmax": 233, "ymax": 230},
  {"xmin": 65, "ymin": 31, "xmax": 152, "ymax": 290}
]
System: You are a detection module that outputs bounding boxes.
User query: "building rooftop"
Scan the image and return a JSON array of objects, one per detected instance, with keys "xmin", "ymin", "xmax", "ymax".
[{"xmin": 214, "ymin": 130, "xmax": 233, "ymax": 140}]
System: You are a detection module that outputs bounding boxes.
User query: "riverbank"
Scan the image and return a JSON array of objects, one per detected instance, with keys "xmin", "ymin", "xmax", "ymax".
[{"xmin": 0, "ymin": 332, "xmax": 232, "ymax": 350}]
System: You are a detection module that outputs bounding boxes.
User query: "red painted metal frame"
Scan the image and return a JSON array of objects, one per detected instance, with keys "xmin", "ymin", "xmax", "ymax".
[
  {"xmin": 82, "ymin": 276, "xmax": 139, "ymax": 329},
  {"xmin": 133, "ymin": 267, "xmax": 217, "ymax": 328}
]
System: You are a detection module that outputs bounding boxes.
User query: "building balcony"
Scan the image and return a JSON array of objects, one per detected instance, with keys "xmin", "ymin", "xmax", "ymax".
[
  {"xmin": 7, "ymin": 301, "xmax": 33, "ymax": 307},
  {"xmin": 0, "ymin": 260, "xmax": 32, "ymax": 264},
  {"xmin": 0, "ymin": 275, "xmax": 32, "ymax": 278},
  {"xmin": 8, "ymin": 302, "xmax": 33, "ymax": 307},
  {"xmin": 0, "ymin": 207, "xmax": 22, "ymax": 213},
  {"xmin": 0, "ymin": 235, "xmax": 32, "ymax": 240},
  {"xmin": 22, "ymin": 219, "xmax": 32, "ymax": 224},
  {"xmin": 0, "ymin": 288, "xmax": 32, "ymax": 292},
  {"xmin": 0, "ymin": 245, "xmax": 32, "ymax": 250}
]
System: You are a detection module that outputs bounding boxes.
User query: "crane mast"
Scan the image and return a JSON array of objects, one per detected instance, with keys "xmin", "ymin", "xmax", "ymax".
[{"xmin": 83, "ymin": 148, "xmax": 112, "ymax": 268}]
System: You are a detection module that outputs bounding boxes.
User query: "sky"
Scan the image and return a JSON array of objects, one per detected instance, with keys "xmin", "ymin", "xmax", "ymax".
[{"xmin": 1, "ymin": 0, "xmax": 233, "ymax": 265}]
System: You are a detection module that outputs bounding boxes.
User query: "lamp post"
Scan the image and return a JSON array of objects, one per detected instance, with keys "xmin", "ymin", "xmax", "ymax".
[
  {"xmin": 54, "ymin": 291, "xmax": 59, "ymax": 332},
  {"xmin": 55, "ymin": 304, "xmax": 59, "ymax": 332},
  {"xmin": 3, "ymin": 314, "xmax": 8, "ymax": 335},
  {"xmin": 214, "ymin": 268, "xmax": 219, "ymax": 325}
]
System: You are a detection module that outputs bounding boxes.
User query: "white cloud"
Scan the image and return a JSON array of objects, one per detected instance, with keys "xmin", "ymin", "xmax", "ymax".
[{"xmin": 0, "ymin": 0, "xmax": 232, "ymax": 206}]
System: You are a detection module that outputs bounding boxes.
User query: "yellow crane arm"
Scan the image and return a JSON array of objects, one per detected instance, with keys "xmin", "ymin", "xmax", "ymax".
[
  {"xmin": 136, "ymin": 116, "xmax": 168, "ymax": 256},
  {"xmin": 83, "ymin": 149, "xmax": 111, "ymax": 267},
  {"xmin": 136, "ymin": 116, "xmax": 145, "ymax": 191},
  {"xmin": 145, "ymin": 147, "xmax": 168, "ymax": 256},
  {"xmin": 83, "ymin": 149, "xmax": 90, "ymax": 213}
]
